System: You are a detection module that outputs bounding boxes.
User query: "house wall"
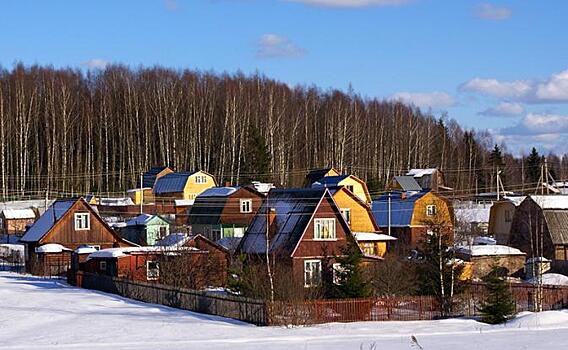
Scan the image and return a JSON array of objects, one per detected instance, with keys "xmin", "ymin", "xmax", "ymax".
[
  {"xmin": 128, "ymin": 188, "xmax": 155, "ymax": 205},
  {"xmin": 29, "ymin": 251, "xmax": 73, "ymax": 276},
  {"xmin": 220, "ymin": 188, "xmax": 264, "ymax": 225},
  {"xmin": 338, "ymin": 177, "xmax": 370, "ymax": 204},
  {"xmin": 509, "ymin": 200, "xmax": 556, "ymax": 259},
  {"xmin": 332, "ymin": 189, "xmax": 377, "ymax": 233},
  {"xmin": 183, "ymin": 172, "xmax": 217, "ymax": 200},
  {"xmin": 3, "ymin": 218, "xmax": 35, "ymax": 235},
  {"xmin": 488, "ymin": 201, "xmax": 516, "ymax": 244},
  {"xmin": 411, "ymin": 192, "xmax": 454, "ymax": 228}
]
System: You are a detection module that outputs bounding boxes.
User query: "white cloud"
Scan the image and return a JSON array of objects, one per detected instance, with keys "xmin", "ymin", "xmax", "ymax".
[
  {"xmin": 284, "ymin": 0, "xmax": 410, "ymax": 8},
  {"xmin": 256, "ymin": 34, "xmax": 306, "ymax": 59},
  {"xmin": 479, "ymin": 102, "xmax": 524, "ymax": 117},
  {"xmin": 501, "ymin": 113, "xmax": 568, "ymax": 135},
  {"xmin": 535, "ymin": 69, "xmax": 568, "ymax": 102},
  {"xmin": 81, "ymin": 59, "xmax": 108, "ymax": 69},
  {"xmin": 390, "ymin": 91, "xmax": 455, "ymax": 109},
  {"xmin": 475, "ymin": 3, "xmax": 512, "ymax": 20},
  {"xmin": 459, "ymin": 77, "xmax": 532, "ymax": 99}
]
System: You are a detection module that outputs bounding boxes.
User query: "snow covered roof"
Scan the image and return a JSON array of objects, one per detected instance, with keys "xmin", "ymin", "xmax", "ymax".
[
  {"xmin": 126, "ymin": 187, "xmax": 152, "ymax": 193},
  {"xmin": 353, "ymin": 232, "xmax": 397, "ymax": 242},
  {"xmin": 527, "ymin": 273, "xmax": 568, "ymax": 286},
  {"xmin": 199, "ymin": 187, "xmax": 239, "ymax": 198},
  {"xmin": 98, "ymin": 197, "xmax": 135, "ymax": 206},
  {"xmin": 473, "ymin": 236, "xmax": 496, "ymax": 245},
  {"xmin": 174, "ymin": 199, "xmax": 194, "ymax": 206},
  {"xmin": 155, "ymin": 233, "xmax": 190, "ymax": 247},
  {"xmin": 529, "ymin": 195, "xmax": 568, "ymax": 209},
  {"xmin": 126, "ymin": 213, "xmax": 154, "ymax": 226},
  {"xmin": 75, "ymin": 246, "xmax": 99, "ymax": 254},
  {"xmin": 35, "ymin": 243, "xmax": 72, "ymax": 254},
  {"xmin": 406, "ymin": 168, "xmax": 437, "ymax": 177},
  {"xmin": 20, "ymin": 200, "xmax": 76, "ymax": 242},
  {"xmin": 88, "ymin": 246, "xmax": 199, "ymax": 259},
  {"xmin": 526, "ymin": 256, "xmax": 550, "ymax": 263},
  {"xmin": 503, "ymin": 196, "xmax": 526, "ymax": 207},
  {"xmin": 2, "ymin": 208, "xmax": 36, "ymax": 220},
  {"xmin": 456, "ymin": 244, "xmax": 525, "ymax": 257}
]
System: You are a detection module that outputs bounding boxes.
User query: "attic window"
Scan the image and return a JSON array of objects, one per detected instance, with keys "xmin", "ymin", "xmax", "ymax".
[
  {"xmin": 426, "ymin": 205, "xmax": 437, "ymax": 217},
  {"xmin": 345, "ymin": 185, "xmax": 354, "ymax": 193},
  {"xmin": 314, "ymin": 218, "xmax": 336, "ymax": 240},
  {"xmin": 195, "ymin": 175, "xmax": 207, "ymax": 184},
  {"xmin": 340, "ymin": 208, "xmax": 351, "ymax": 225},
  {"xmin": 147, "ymin": 261, "xmax": 160, "ymax": 281},
  {"xmin": 74, "ymin": 213, "xmax": 90, "ymax": 230},
  {"xmin": 240, "ymin": 199, "xmax": 253, "ymax": 213}
]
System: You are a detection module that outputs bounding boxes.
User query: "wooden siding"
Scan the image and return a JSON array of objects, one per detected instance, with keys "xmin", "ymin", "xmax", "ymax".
[
  {"xmin": 220, "ymin": 188, "xmax": 264, "ymax": 225},
  {"xmin": 337, "ymin": 176, "xmax": 371, "ymax": 204},
  {"xmin": 2, "ymin": 218, "xmax": 35, "ymax": 235},
  {"xmin": 411, "ymin": 192, "xmax": 454, "ymax": 228},
  {"xmin": 332, "ymin": 188, "xmax": 378, "ymax": 233},
  {"xmin": 488, "ymin": 201, "xmax": 516, "ymax": 244},
  {"xmin": 183, "ymin": 171, "xmax": 217, "ymax": 200}
]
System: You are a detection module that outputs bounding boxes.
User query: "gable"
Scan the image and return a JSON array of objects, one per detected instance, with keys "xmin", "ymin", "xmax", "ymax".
[
  {"xmin": 337, "ymin": 176, "xmax": 371, "ymax": 203},
  {"xmin": 411, "ymin": 192, "xmax": 453, "ymax": 226},
  {"xmin": 332, "ymin": 189, "xmax": 379, "ymax": 232}
]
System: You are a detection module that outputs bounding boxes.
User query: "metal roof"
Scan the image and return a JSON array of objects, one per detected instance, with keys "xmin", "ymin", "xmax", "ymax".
[
  {"xmin": 372, "ymin": 191, "xmax": 429, "ymax": 227},
  {"xmin": 20, "ymin": 200, "xmax": 76, "ymax": 242},
  {"xmin": 312, "ymin": 175, "xmax": 350, "ymax": 188},
  {"xmin": 153, "ymin": 172, "xmax": 196, "ymax": 194},
  {"xmin": 543, "ymin": 210, "xmax": 568, "ymax": 245},
  {"xmin": 394, "ymin": 176, "xmax": 423, "ymax": 191},
  {"xmin": 141, "ymin": 166, "xmax": 172, "ymax": 188},
  {"xmin": 126, "ymin": 214, "xmax": 168, "ymax": 227}
]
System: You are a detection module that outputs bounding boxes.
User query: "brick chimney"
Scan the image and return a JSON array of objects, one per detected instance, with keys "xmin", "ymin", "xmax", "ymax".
[{"xmin": 267, "ymin": 207, "xmax": 277, "ymax": 240}]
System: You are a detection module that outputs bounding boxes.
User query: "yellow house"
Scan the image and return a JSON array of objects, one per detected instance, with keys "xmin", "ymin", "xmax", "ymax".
[
  {"xmin": 330, "ymin": 186, "xmax": 395, "ymax": 258},
  {"xmin": 313, "ymin": 174, "xmax": 372, "ymax": 205},
  {"xmin": 153, "ymin": 171, "xmax": 217, "ymax": 204}
]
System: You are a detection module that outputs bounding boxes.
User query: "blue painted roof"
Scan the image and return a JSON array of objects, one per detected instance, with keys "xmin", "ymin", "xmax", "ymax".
[
  {"xmin": 20, "ymin": 200, "xmax": 76, "ymax": 242},
  {"xmin": 142, "ymin": 167, "xmax": 172, "ymax": 188},
  {"xmin": 372, "ymin": 191, "xmax": 429, "ymax": 227},
  {"xmin": 153, "ymin": 172, "xmax": 196, "ymax": 194},
  {"xmin": 311, "ymin": 175, "xmax": 350, "ymax": 187},
  {"xmin": 126, "ymin": 214, "xmax": 159, "ymax": 226}
]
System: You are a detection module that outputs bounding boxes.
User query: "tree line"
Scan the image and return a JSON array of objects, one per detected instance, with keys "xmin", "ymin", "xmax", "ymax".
[{"xmin": 0, "ymin": 63, "xmax": 567, "ymax": 200}]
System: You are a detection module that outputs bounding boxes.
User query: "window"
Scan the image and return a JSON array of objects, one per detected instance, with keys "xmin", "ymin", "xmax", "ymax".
[
  {"xmin": 340, "ymin": 208, "xmax": 351, "ymax": 225},
  {"xmin": 211, "ymin": 228, "xmax": 221, "ymax": 242},
  {"xmin": 505, "ymin": 210, "xmax": 512, "ymax": 223},
  {"xmin": 159, "ymin": 226, "xmax": 167, "ymax": 239},
  {"xmin": 314, "ymin": 218, "xmax": 336, "ymax": 240},
  {"xmin": 147, "ymin": 261, "xmax": 160, "ymax": 280},
  {"xmin": 345, "ymin": 185, "xmax": 354, "ymax": 193},
  {"xmin": 362, "ymin": 242, "xmax": 377, "ymax": 256},
  {"xmin": 332, "ymin": 263, "xmax": 344, "ymax": 285},
  {"xmin": 99, "ymin": 261, "xmax": 107, "ymax": 271},
  {"xmin": 426, "ymin": 205, "xmax": 437, "ymax": 217},
  {"xmin": 240, "ymin": 199, "xmax": 253, "ymax": 213},
  {"xmin": 304, "ymin": 260, "xmax": 321, "ymax": 287},
  {"xmin": 194, "ymin": 175, "xmax": 207, "ymax": 184},
  {"xmin": 74, "ymin": 213, "xmax": 90, "ymax": 230}
]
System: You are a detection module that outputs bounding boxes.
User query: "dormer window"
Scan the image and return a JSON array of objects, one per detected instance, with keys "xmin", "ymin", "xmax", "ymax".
[{"xmin": 74, "ymin": 213, "xmax": 90, "ymax": 230}]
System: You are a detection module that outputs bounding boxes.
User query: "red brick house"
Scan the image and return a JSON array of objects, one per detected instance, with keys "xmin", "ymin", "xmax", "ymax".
[
  {"xmin": 236, "ymin": 188, "xmax": 363, "ymax": 288},
  {"xmin": 20, "ymin": 198, "xmax": 132, "ymax": 276}
]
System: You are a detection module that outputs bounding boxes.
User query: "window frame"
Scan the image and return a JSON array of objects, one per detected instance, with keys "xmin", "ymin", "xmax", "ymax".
[
  {"xmin": 146, "ymin": 260, "xmax": 160, "ymax": 281},
  {"xmin": 340, "ymin": 208, "xmax": 351, "ymax": 225},
  {"xmin": 426, "ymin": 205, "xmax": 437, "ymax": 217},
  {"xmin": 99, "ymin": 260, "xmax": 107, "ymax": 271},
  {"xmin": 332, "ymin": 262, "xmax": 344, "ymax": 285},
  {"xmin": 240, "ymin": 199, "xmax": 253, "ymax": 213},
  {"xmin": 304, "ymin": 259, "xmax": 322, "ymax": 288},
  {"xmin": 74, "ymin": 212, "xmax": 91, "ymax": 231},
  {"xmin": 313, "ymin": 218, "xmax": 336, "ymax": 240},
  {"xmin": 194, "ymin": 175, "xmax": 207, "ymax": 184}
]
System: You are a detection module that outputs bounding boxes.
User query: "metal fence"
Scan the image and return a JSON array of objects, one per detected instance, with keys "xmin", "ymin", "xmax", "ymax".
[{"xmin": 76, "ymin": 271, "xmax": 268, "ymax": 325}]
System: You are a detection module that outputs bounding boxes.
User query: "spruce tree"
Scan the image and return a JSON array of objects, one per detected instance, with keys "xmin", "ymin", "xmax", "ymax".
[
  {"xmin": 479, "ymin": 267, "xmax": 516, "ymax": 324},
  {"xmin": 526, "ymin": 147, "xmax": 542, "ymax": 184},
  {"xmin": 330, "ymin": 239, "xmax": 372, "ymax": 298},
  {"xmin": 242, "ymin": 126, "xmax": 271, "ymax": 183}
]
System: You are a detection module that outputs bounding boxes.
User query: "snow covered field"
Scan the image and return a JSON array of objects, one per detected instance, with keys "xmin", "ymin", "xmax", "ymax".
[{"xmin": 1, "ymin": 272, "xmax": 568, "ymax": 349}]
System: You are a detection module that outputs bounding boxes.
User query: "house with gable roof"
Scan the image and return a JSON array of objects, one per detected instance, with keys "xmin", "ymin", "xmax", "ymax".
[
  {"xmin": 153, "ymin": 170, "xmax": 217, "ymax": 205},
  {"xmin": 20, "ymin": 197, "xmax": 133, "ymax": 275},
  {"xmin": 312, "ymin": 174, "xmax": 372, "ymax": 205},
  {"xmin": 118, "ymin": 214, "xmax": 171, "ymax": 246},
  {"xmin": 304, "ymin": 167, "xmax": 340, "ymax": 187}
]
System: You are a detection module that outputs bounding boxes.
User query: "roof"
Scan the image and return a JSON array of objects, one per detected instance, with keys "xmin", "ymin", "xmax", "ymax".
[
  {"xmin": 142, "ymin": 166, "xmax": 172, "ymax": 188},
  {"xmin": 87, "ymin": 245, "xmax": 200, "ymax": 259},
  {"xmin": 199, "ymin": 187, "xmax": 239, "ymax": 198},
  {"xmin": 2, "ymin": 208, "xmax": 36, "ymax": 220},
  {"xmin": 188, "ymin": 187, "xmax": 261, "ymax": 225},
  {"xmin": 154, "ymin": 233, "xmax": 191, "ymax": 247},
  {"xmin": 217, "ymin": 237, "xmax": 242, "ymax": 253},
  {"xmin": 372, "ymin": 191, "xmax": 429, "ymax": 227},
  {"xmin": 543, "ymin": 210, "xmax": 568, "ymax": 245},
  {"xmin": 456, "ymin": 244, "xmax": 525, "ymax": 257},
  {"xmin": 353, "ymin": 232, "xmax": 397, "ymax": 242},
  {"xmin": 305, "ymin": 168, "xmax": 339, "ymax": 186},
  {"xmin": 312, "ymin": 175, "xmax": 350, "ymax": 188},
  {"xmin": 20, "ymin": 200, "xmax": 76, "ymax": 242},
  {"xmin": 35, "ymin": 243, "xmax": 72, "ymax": 254},
  {"xmin": 237, "ymin": 188, "xmax": 329, "ymax": 255},
  {"xmin": 153, "ymin": 172, "xmax": 196, "ymax": 194},
  {"xmin": 126, "ymin": 214, "xmax": 168, "ymax": 227},
  {"xmin": 406, "ymin": 168, "xmax": 437, "ymax": 177},
  {"xmin": 503, "ymin": 196, "xmax": 527, "ymax": 207},
  {"xmin": 394, "ymin": 176, "xmax": 422, "ymax": 191},
  {"xmin": 529, "ymin": 195, "xmax": 568, "ymax": 210}
]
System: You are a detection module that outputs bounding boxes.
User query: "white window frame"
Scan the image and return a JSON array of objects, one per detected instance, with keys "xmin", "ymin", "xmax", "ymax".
[
  {"xmin": 340, "ymin": 208, "xmax": 351, "ymax": 225},
  {"xmin": 426, "ymin": 205, "xmax": 437, "ymax": 217},
  {"xmin": 146, "ymin": 261, "xmax": 160, "ymax": 281},
  {"xmin": 194, "ymin": 175, "xmax": 207, "ymax": 184},
  {"xmin": 332, "ymin": 262, "xmax": 344, "ymax": 285},
  {"xmin": 74, "ymin": 213, "xmax": 90, "ymax": 230},
  {"xmin": 304, "ymin": 259, "xmax": 322, "ymax": 288},
  {"xmin": 99, "ymin": 261, "xmax": 107, "ymax": 271},
  {"xmin": 240, "ymin": 199, "xmax": 253, "ymax": 213},
  {"xmin": 314, "ymin": 218, "xmax": 336, "ymax": 240}
]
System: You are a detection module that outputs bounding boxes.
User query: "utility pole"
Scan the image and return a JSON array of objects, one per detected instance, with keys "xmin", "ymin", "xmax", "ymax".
[
  {"xmin": 44, "ymin": 189, "xmax": 49, "ymax": 212},
  {"xmin": 265, "ymin": 192, "xmax": 275, "ymax": 304},
  {"xmin": 387, "ymin": 191, "xmax": 391, "ymax": 236},
  {"xmin": 139, "ymin": 171, "xmax": 144, "ymax": 215}
]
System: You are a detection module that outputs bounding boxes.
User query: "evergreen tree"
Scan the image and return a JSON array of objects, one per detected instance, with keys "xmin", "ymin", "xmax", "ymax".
[
  {"xmin": 489, "ymin": 144, "xmax": 503, "ymax": 169},
  {"xmin": 479, "ymin": 267, "xmax": 516, "ymax": 324},
  {"xmin": 242, "ymin": 126, "xmax": 271, "ymax": 183},
  {"xmin": 526, "ymin": 147, "xmax": 542, "ymax": 184},
  {"xmin": 329, "ymin": 239, "xmax": 372, "ymax": 299}
]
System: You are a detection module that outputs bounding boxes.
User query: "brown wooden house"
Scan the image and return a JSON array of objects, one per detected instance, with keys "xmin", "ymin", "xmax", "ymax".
[
  {"xmin": 188, "ymin": 186, "xmax": 264, "ymax": 242},
  {"xmin": 20, "ymin": 198, "xmax": 133, "ymax": 276},
  {"xmin": 236, "ymin": 188, "xmax": 363, "ymax": 288},
  {"xmin": 0, "ymin": 208, "xmax": 38, "ymax": 237}
]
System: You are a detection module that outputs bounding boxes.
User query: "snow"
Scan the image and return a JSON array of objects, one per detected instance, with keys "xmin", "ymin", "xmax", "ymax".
[
  {"xmin": 1, "ymin": 208, "xmax": 36, "ymax": 219},
  {"xmin": 99, "ymin": 197, "xmax": 135, "ymax": 206},
  {"xmin": 406, "ymin": 168, "xmax": 437, "ymax": 177},
  {"xmin": 353, "ymin": 232, "xmax": 397, "ymax": 241},
  {"xmin": 88, "ymin": 246, "xmax": 200, "ymax": 259},
  {"xmin": 527, "ymin": 256, "xmax": 550, "ymax": 263},
  {"xmin": 455, "ymin": 207, "xmax": 490, "ymax": 223},
  {"xmin": 3, "ymin": 271, "xmax": 568, "ymax": 350},
  {"xmin": 530, "ymin": 195, "xmax": 568, "ymax": 209},
  {"xmin": 75, "ymin": 246, "xmax": 99, "ymax": 254},
  {"xmin": 503, "ymin": 196, "xmax": 526, "ymax": 206},
  {"xmin": 199, "ymin": 187, "xmax": 238, "ymax": 198},
  {"xmin": 126, "ymin": 213, "xmax": 155, "ymax": 226},
  {"xmin": 473, "ymin": 236, "xmax": 497, "ymax": 245},
  {"xmin": 155, "ymin": 233, "xmax": 191, "ymax": 247},
  {"xmin": 34, "ymin": 243, "xmax": 71, "ymax": 253},
  {"xmin": 174, "ymin": 199, "xmax": 194, "ymax": 206},
  {"xmin": 526, "ymin": 273, "xmax": 568, "ymax": 286},
  {"xmin": 457, "ymin": 244, "xmax": 525, "ymax": 256}
]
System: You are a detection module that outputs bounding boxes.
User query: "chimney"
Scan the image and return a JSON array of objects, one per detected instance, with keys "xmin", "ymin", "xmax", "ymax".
[
  {"xmin": 267, "ymin": 207, "xmax": 277, "ymax": 240},
  {"xmin": 224, "ymin": 181, "xmax": 231, "ymax": 187}
]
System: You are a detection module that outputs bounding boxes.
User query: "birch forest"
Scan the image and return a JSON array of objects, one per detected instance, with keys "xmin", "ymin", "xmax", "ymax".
[{"xmin": 0, "ymin": 64, "xmax": 567, "ymax": 200}]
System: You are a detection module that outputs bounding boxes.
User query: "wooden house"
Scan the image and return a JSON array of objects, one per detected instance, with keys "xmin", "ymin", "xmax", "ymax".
[
  {"xmin": 304, "ymin": 167, "xmax": 340, "ymax": 187},
  {"xmin": 119, "ymin": 214, "xmax": 171, "ymax": 246},
  {"xmin": 312, "ymin": 174, "xmax": 372, "ymax": 205},
  {"xmin": 0, "ymin": 208, "xmax": 38, "ymax": 237},
  {"xmin": 236, "ymin": 188, "xmax": 366, "ymax": 288},
  {"xmin": 372, "ymin": 190, "xmax": 454, "ymax": 252},
  {"xmin": 329, "ymin": 186, "xmax": 395, "ymax": 258},
  {"xmin": 19, "ymin": 198, "xmax": 132, "ymax": 276},
  {"xmin": 127, "ymin": 166, "xmax": 174, "ymax": 205},
  {"xmin": 405, "ymin": 168, "xmax": 451, "ymax": 192},
  {"xmin": 488, "ymin": 196, "xmax": 526, "ymax": 244},
  {"xmin": 153, "ymin": 171, "xmax": 217, "ymax": 205},
  {"xmin": 188, "ymin": 186, "xmax": 264, "ymax": 242},
  {"xmin": 509, "ymin": 195, "xmax": 568, "ymax": 271},
  {"xmin": 455, "ymin": 245, "xmax": 526, "ymax": 280}
]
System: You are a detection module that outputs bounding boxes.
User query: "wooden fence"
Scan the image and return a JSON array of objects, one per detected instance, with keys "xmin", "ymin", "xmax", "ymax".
[
  {"xmin": 75, "ymin": 271, "xmax": 268, "ymax": 325},
  {"xmin": 72, "ymin": 272, "xmax": 568, "ymax": 326}
]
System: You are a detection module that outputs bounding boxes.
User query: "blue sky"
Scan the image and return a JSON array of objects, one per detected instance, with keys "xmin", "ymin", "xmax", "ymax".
[{"xmin": 1, "ymin": 0, "xmax": 567, "ymax": 155}]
